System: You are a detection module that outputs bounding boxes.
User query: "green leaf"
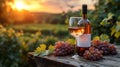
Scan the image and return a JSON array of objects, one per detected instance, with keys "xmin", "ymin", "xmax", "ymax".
[
  {"xmin": 48, "ymin": 50, "xmax": 54, "ymax": 54},
  {"xmin": 93, "ymin": 36, "xmax": 100, "ymax": 40},
  {"xmin": 66, "ymin": 38, "xmax": 75, "ymax": 45},
  {"xmin": 45, "ymin": 50, "xmax": 50, "ymax": 55},
  {"xmin": 100, "ymin": 34, "xmax": 110, "ymax": 42},
  {"xmin": 65, "ymin": 18, "xmax": 69, "ymax": 24},
  {"xmin": 100, "ymin": 22, "xmax": 107, "ymax": 26},
  {"xmin": 100, "ymin": 18, "xmax": 108, "ymax": 26},
  {"xmin": 39, "ymin": 51, "xmax": 48, "ymax": 57},
  {"xmin": 111, "ymin": 26, "xmax": 116, "ymax": 36},
  {"xmin": 108, "ymin": 13, "xmax": 114, "ymax": 20},
  {"xmin": 116, "ymin": 25, "xmax": 120, "ymax": 32},
  {"xmin": 114, "ymin": 32, "xmax": 120, "ymax": 38},
  {"xmin": 116, "ymin": 22, "xmax": 120, "ymax": 25},
  {"xmin": 116, "ymin": 22, "xmax": 120, "ymax": 32},
  {"xmin": 33, "ymin": 53, "xmax": 39, "ymax": 56},
  {"xmin": 118, "ymin": 16, "xmax": 120, "ymax": 21}
]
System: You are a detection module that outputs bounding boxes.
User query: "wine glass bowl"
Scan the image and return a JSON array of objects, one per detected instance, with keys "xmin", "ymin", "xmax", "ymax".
[{"xmin": 68, "ymin": 17, "xmax": 84, "ymax": 38}]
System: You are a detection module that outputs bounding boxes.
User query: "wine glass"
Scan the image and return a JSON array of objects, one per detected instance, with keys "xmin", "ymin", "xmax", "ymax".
[{"xmin": 68, "ymin": 17, "xmax": 85, "ymax": 59}]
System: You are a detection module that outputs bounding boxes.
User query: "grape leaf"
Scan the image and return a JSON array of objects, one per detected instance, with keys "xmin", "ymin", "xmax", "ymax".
[
  {"xmin": 39, "ymin": 51, "xmax": 48, "ymax": 57},
  {"xmin": 100, "ymin": 18, "xmax": 108, "ymax": 26},
  {"xmin": 111, "ymin": 26, "xmax": 116, "ymax": 36},
  {"xmin": 66, "ymin": 38, "xmax": 75, "ymax": 45},
  {"xmin": 116, "ymin": 22, "xmax": 120, "ymax": 32},
  {"xmin": 114, "ymin": 32, "xmax": 120, "ymax": 38},
  {"xmin": 108, "ymin": 13, "xmax": 114, "ymax": 20},
  {"xmin": 48, "ymin": 45, "xmax": 55, "ymax": 54},
  {"xmin": 100, "ymin": 34, "xmax": 110, "ymax": 42},
  {"xmin": 93, "ymin": 36, "xmax": 100, "ymax": 40},
  {"xmin": 40, "ymin": 44, "xmax": 46, "ymax": 51},
  {"xmin": 34, "ymin": 53, "xmax": 39, "ymax": 56}
]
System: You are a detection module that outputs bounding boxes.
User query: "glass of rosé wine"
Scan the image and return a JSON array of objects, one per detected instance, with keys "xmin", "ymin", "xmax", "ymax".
[{"xmin": 68, "ymin": 17, "xmax": 85, "ymax": 59}]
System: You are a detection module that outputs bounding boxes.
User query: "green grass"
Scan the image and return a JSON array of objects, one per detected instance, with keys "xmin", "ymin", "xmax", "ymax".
[
  {"xmin": 13, "ymin": 23, "xmax": 68, "ymax": 31},
  {"xmin": 12, "ymin": 23, "xmax": 70, "ymax": 38}
]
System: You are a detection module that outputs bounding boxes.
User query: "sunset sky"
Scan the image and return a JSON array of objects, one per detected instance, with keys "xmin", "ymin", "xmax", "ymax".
[{"xmin": 13, "ymin": 0, "xmax": 98, "ymax": 13}]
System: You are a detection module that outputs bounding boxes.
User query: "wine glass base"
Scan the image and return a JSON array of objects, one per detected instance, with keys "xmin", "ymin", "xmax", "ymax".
[{"xmin": 72, "ymin": 54, "xmax": 79, "ymax": 59}]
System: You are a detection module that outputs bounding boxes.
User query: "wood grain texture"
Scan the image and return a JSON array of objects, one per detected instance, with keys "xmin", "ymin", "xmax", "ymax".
[{"xmin": 28, "ymin": 46, "xmax": 120, "ymax": 67}]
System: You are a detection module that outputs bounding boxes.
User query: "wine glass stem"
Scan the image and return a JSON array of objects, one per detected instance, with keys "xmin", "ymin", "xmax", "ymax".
[
  {"xmin": 74, "ymin": 37, "xmax": 80, "ymax": 55},
  {"xmin": 76, "ymin": 37, "xmax": 80, "ymax": 46}
]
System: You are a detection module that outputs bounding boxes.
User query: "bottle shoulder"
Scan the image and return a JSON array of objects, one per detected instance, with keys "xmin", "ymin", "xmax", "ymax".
[{"xmin": 78, "ymin": 19, "xmax": 90, "ymax": 25}]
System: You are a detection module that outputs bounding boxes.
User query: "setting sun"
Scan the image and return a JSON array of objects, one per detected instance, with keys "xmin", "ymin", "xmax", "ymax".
[
  {"xmin": 15, "ymin": 1, "xmax": 25, "ymax": 10},
  {"xmin": 10, "ymin": 0, "xmax": 42, "ymax": 11}
]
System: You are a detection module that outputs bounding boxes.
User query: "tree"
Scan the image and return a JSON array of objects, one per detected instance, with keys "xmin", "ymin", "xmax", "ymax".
[
  {"xmin": 0, "ymin": 0, "xmax": 13, "ymax": 25},
  {"xmin": 92, "ymin": 0, "xmax": 120, "ymax": 44}
]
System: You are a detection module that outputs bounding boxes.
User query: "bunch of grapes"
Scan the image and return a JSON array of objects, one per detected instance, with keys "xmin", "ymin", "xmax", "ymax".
[
  {"xmin": 54, "ymin": 41, "xmax": 74, "ymax": 56},
  {"xmin": 92, "ymin": 40, "xmax": 117, "ymax": 55},
  {"xmin": 83, "ymin": 47, "xmax": 103, "ymax": 61},
  {"xmin": 109, "ymin": 44, "xmax": 117, "ymax": 55}
]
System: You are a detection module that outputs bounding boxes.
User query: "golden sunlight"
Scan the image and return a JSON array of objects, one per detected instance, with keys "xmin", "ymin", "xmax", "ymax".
[
  {"xmin": 11, "ymin": 0, "xmax": 41, "ymax": 11},
  {"xmin": 8, "ymin": 0, "xmax": 96, "ymax": 13},
  {"xmin": 14, "ymin": 1, "xmax": 25, "ymax": 10}
]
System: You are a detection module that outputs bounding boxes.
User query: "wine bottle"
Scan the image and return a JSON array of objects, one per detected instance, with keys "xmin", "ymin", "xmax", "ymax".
[{"xmin": 77, "ymin": 4, "xmax": 91, "ymax": 56}]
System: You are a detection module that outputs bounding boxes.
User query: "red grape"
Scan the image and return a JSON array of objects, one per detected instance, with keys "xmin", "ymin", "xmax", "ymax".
[
  {"xmin": 83, "ymin": 47, "xmax": 103, "ymax": 61},
  {"xmin": 54, "ymin": 41, "xmax": 74, "ymax": 56},
  {"xmin": 92, "ymin": 40, "xmax": 117, "ymax": 55}
]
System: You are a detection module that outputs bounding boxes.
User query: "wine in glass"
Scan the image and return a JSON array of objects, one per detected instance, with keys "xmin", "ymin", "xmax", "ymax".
[{"xmin": 68, "ymin": 17, "xmax": 85, "ymax": 58}]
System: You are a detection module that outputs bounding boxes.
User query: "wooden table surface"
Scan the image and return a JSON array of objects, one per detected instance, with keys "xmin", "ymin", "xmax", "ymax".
[{"xmin": 28, "ymin": 46, "xmax": 120, "ymax": 67}]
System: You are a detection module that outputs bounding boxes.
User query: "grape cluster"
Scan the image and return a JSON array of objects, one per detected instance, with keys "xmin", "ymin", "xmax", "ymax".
[
  {"xmin": 83, "ymin": 47, "xmax": 103, "ymax": 61},
  {"xmin": 109, "ymin": 44, "xmax": 117, "ymax": 55},
  {"xmin": 97, "ymin": 44, "xmax": 109, "ymax": 55},
  {"xmin": 54, "ymin": 41, "xmax": 74, "ymax": 56},
  {"xmin": 92, "ymin": 40, "xmax": 117, "ymax": 55}
]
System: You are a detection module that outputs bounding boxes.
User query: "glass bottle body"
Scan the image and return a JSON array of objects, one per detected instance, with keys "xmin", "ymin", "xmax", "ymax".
[{"xmin": 77, "ymin": 14, "xmax": 91, "ymax": 56}]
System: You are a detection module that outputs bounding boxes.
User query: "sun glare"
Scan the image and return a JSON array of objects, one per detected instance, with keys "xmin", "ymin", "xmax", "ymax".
[
  {"xmin": 10, "ymin": 0, "xmax": 29, "ymax": 11},
  {"xmin": 15, "ymin": 2, "xmax": 25, "ymax": 10},
  {"xmin": 10, "ymin": 0, "xmax": 41, "ymax": 11}
]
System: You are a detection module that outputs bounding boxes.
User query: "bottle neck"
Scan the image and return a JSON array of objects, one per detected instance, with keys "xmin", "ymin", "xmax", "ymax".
[{"xmin": 82, "ymin": 13, "xmax": 87, "ymax": 19}]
